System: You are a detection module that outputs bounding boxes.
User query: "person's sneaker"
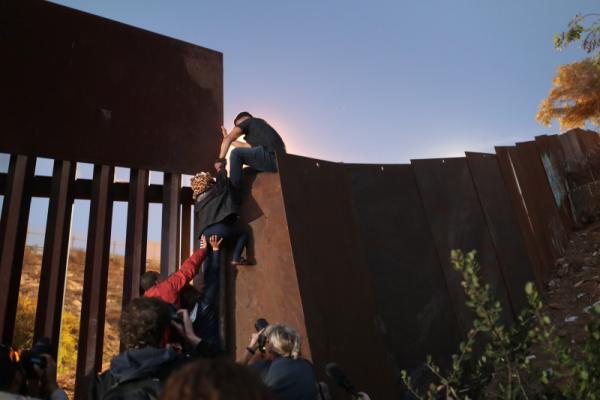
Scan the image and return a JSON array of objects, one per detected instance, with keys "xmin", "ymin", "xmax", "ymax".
[{"xmin": 231, "ymin": 257, "xmax": 254, "ymax": 266}]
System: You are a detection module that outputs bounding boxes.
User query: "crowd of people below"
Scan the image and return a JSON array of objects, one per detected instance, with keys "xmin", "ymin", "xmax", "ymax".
[{"xmin": 0, "ymin": 113, "xmax": 371, "ymax": 400}]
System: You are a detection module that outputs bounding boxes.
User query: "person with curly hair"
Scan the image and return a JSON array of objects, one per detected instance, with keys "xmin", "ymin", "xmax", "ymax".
[
  {"xmin": 89, "ymin": 297, "xmax": 213, "ymax": 400},
  {"xmin": 159, "ymin": 359, "xmax": 272, "ymax": 400},
  {"xmin": 193, "ymin": 161, "xmax": 251, "ymax": 266}
]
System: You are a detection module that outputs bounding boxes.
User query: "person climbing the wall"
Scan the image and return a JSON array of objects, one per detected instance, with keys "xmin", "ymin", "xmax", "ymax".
[
  {"xmin": 192, "ymin": 160, "xmax": 252, "ymax": 266},
  {"xmin": 217, "ymin": 112, "xmax": 286, "ymax": 188}
]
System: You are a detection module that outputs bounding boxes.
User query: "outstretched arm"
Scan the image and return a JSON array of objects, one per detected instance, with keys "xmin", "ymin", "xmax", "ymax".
[
  {"xmin": 146, "ymin": 236, "xmax": 208, "ymax": 304},
  {"xmin": 167, "ymin": 235, "xmax": 208, "ymax": 286},
  {"xmin": 219, "ymin": 126, "xmax": 244, "ymax": 158}
]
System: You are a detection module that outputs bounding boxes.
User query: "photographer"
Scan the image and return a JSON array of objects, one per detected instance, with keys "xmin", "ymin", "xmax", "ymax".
[
  {"xmin": 0, "ymin": 343, "xmax": 67, "ymax": 400},
  {"xmin": 90, "ymin": 297, "xmax": 211, "ymax": 400},
  {"xmin": 240, "ymin": 324, "xmax": 318, "ymax": 400}
]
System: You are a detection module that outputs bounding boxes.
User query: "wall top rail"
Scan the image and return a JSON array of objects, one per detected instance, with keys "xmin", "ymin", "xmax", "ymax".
[{"xmin": 0, "ymin": 172, "xmax": 194, "ymax": 205}]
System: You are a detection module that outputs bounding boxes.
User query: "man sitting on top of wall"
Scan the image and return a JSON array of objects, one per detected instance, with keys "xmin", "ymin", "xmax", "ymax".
[{"xmin": 217, "ymin": 112, "xmax": 287, "ymax": 187}]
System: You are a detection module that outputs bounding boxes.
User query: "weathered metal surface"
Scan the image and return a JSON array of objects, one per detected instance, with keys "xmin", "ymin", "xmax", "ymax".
[
  {"xmin": 161, "ymin": 173, "xmax": 181, "ymax": 275},
  {"xmin": 558, "ymin": 131, "xmax": 584, "ymax": 167},
  {"xmin": 495, "ymin": 147, "xmax": 547, "ymax": 287},
  {"xmin": 465, "ymin": 153, "xmax": 536, "ymax": 313},
  {"xmin": 180, "ymin": 203, "xmax": 192, "ymax": 263},
  {"xmin": 514, "ymin": 141, "xmax": 568, "ymax": 274},
  {"xmin": 75, "ymin": 165, "xmax": 114, "ymax": 399},
  {"xmin": 343, "ymin": 163, "xmax": 462, "ymax": 375},
  {"xmin": 0, "ymin": 0, "xmax": 223, "ymax": 174},
  {"xmin": 122, "ymin": 169, "xmax": 148, "ymax": 309},
  {"xmin": 34, "ymin": 160, "xmax": 76, "ymax": 356},
  {"xmin": 232, "ymin": 171, "xmax": 309, "ymax": 359},
  {"xmin": 575, "ymin": 129, "xmax": 600, "ymax": 158},
  {"xmin": 0, "ymin": 155, "xmax": 35, "ymax": 344},
  {"xmin": 534, "ymin": 135, "xmax": 574, "ymax": 230},
  {"xmin": 277, "ymin": 154, "xmax": 399, "ymax": 399},
  {"xmin": 411, "ymin": 157, "xmax": 514, "ymax": 332}
]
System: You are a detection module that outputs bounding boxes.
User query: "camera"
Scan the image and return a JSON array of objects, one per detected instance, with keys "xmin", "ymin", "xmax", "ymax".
[
  {"xmin": 170, "ymin": 305, "xmax": 183, "ymax": 324},
  {"xmin": 255, "ymin": 318, "xmax": 269, "ymax": 353},
  {"xmin": 20, "ymin": 337, "xmax": 52, "ymax": 379}
]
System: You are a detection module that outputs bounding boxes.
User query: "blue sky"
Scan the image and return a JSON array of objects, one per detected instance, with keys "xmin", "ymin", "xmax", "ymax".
[{"xmin": 2, "ymin": 0, "xmax": 597, "ymax": 245}]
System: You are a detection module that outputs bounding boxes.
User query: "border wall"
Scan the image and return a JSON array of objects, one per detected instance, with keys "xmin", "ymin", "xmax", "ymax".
[{"xmin": 232, "ymin": 132, "xmax": 600, "ymax": 398}]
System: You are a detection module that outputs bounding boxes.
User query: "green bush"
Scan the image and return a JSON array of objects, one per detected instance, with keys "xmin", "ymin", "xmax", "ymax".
[
  {"xmin": 13, "ymin": 295, "xmax": 36, "ymax": 350},
  {"xmin": 401, "ymin": 249, "xmax": 600, "ymax": 399}
]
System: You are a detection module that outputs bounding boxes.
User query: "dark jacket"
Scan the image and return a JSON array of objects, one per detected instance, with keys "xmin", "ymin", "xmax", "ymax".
[
  {"xmin": 90, "ymin": 340, "xmax": 220, "ymax": 400},
  {"xmin": 194, "ymin": 168, "xmax": 240, "ymax": 237},
  {"xmin": 89, "ymin": 347, "xmax": 182, "ymax": 400},
  {"xmin": 250, "ymin": 357, "xmax": 319, "ymax": 400}
]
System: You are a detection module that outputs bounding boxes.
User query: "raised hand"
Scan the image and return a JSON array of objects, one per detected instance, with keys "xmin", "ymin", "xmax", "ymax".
[{"xmin": 209, "ymin": 235, "xmax": 224, "ymax": 251}]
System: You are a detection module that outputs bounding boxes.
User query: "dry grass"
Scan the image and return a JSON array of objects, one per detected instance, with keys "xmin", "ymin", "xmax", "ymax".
[{"xmin": 14, "ymin": 247, "xmax": 161, "ymax": 397}]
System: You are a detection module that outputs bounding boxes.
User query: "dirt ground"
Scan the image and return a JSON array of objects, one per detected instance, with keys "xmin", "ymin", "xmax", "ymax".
[{"xmin": 541, "ymin": 221, "xmax": 600, "ymax": 350}]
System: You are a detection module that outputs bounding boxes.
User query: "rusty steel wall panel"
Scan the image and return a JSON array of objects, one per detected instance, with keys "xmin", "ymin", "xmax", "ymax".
[
  {"xmin": 465, "ymin": 153, "xmax": 536, "ymax": 313},
  {"xmin": 180, "ymin": 203, "xmax": 192, "ymax": 263},
  {"xmin": 75, "ymin": 165, "xmax": 114, "ymax": 399},
  {"xmin": 535, "ymin": 135, "xmax": 574, "ymax": 229},
  {"xmin": 515, "ymin": 142, "xmax": 568, "ymax": 267},
  {"xmin": 558, "ymin": 131, "xmax": 586, "ymax": 170},
  {"xmin": 231, "ymin": 172, "xmax": 310, "ymax": 361},
  {"xmin": 161, "ymin": 173, "xmax": 181, "ymax": 275},
  {"xmin": 411, "ymin": 157, "xmax": 513, "ymax": 332},
  {"xmin": 343, "ymin": 163, "xmax": 462, "ymax": 374},
  {"xmin": 122, "ymin": 169, "xmax": 148, "ymax": 309},
  {"xmin": 278, "ymin": 154, "xmax": 399, "ymax": 399},
  {"xmin": 576, "ymin": 129, "xmax": 600, "ymax": 157},
  {"xmin": 34, "ymin": 160, "xmax": 76, "ymax": 356},
  {"xmin": 0, "ymin": 155, "xmax": 35, "ymax": 344},
  {"xmin": 0, "ymin": 0, "xmax": 222, "ymax": 174},
  {"xmin": 495, "ymin": 147, "xmax": 547, "ymax": 287}
]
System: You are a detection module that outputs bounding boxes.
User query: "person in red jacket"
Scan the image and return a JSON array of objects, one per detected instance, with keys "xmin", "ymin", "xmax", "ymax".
[{"xmin": 141, "ymin": 235, "xmax": 222, "ymax": 305}]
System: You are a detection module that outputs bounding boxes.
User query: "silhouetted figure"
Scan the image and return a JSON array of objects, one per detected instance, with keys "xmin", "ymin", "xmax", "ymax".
[{"xmin": 218, "ymin": 112, "xmax": 286, "ymax": 188}]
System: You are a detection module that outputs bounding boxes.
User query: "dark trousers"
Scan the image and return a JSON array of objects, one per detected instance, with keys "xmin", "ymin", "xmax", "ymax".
[
  {"xmin": 229, "ymin": 146, "xmax": 278, "ymax": 187},
  {"xmin": 203, "ymin": 222, "xmax": 248, "ymax": 262}
]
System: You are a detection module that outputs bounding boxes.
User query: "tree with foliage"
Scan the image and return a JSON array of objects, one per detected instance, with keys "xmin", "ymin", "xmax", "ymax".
[
  {"xmin": 553, "ymin": 14, "xmax": 600, "ymax": 60},
  {"xmin": 537, "ymin": 14, "xmax": 600, "ymax": 130}
]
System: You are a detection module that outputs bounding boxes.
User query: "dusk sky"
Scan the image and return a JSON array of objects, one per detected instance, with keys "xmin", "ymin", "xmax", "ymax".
[{"xmin": 2, "ymin": 0, "xmax": 598, "ymax": 244}]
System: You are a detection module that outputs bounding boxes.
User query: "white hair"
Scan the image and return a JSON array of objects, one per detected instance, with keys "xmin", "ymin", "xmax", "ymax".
[{"xmin": 265, "ymin": 324, "xmax": 301, "ymax": 359}]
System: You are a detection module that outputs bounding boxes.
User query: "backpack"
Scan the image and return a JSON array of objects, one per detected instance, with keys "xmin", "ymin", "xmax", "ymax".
[{"xmin": 90, "ymin": 371, "xmax": 163, "ymax": 400}]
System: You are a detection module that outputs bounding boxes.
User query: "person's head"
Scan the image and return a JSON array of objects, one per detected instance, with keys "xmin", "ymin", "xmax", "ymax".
[
  {"xmin": 179, "ymin": 284, "xmax": 203, "ymax": 312},
  {"xmin": 140, "ymin": 271, "xmax": 162, "ymax": 293},
  {"xmin": 160, "ymin": 359, "xmax": 272, "ymax": 400},
  {"xmin": 191, "ymin": 172, "xmax": 215, "ymax": 200},
  {"xmin": 119, "ymin": 297, "xmax": 171, "ymax": 349},
  {"xmin": 0, "ymin": 344, "xmax": 24, "ymax": 393},
  {"xmin": 234, "ymin": 112, "xmax": 253, "ymax": 127},
  {"xmin": 264, "ymin": 324, "xmax": 301, "ymax": 359}
]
